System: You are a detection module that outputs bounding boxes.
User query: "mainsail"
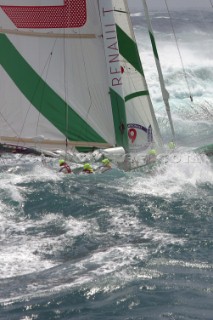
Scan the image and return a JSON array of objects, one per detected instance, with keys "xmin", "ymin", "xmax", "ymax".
[{"xmin": 0, "ymin": 0, "xmax": 162, "ymax": 156}]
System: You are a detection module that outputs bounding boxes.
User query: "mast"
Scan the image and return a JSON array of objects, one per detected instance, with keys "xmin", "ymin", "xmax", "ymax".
[{"xmin": 141, "ymin": 0, "xmax": 176, "ymax": 141}]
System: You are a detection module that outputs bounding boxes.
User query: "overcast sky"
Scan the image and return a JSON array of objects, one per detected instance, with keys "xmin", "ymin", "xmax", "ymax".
[{"xmin": 128, "ymin": 0, "xmax": 212, "ymax": 11}]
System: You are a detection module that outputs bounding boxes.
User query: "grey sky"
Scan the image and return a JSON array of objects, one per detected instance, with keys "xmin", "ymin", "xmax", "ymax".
[{"xmin": 128, "ymin": 0, "xmax": 212, "ymax": 11}]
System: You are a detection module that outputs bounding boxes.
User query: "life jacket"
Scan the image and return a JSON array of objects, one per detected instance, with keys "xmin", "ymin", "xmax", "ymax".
[
  {"xmin": 60, "ymin": 163, "xmax": 72, "ymax": 174},
  {"xmin": 83, "ymin": 169, "xmax": 93, "ymax": 174}
]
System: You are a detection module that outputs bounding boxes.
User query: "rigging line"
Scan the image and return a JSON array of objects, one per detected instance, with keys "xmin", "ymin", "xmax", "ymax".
[
  {"xmin": 36, "ymin": 42, "xmax": 56, "ymax": 138},
  {"xmin": 164, "ymin": 0, "xmax": 193, "ymax": 102},
  {"xmin": 18, "ymin": 39, "xmax": 58, "ymax": 147},
  {"xmin": 124, "ymin": 0, "xmax": 136, "ymax": 40},
  {"xmin": 35, "ymin": 54, "xmax": 52, "ymax": 155},
  {"xmin": 124, "ymin": 10, "xmax": 154, "ymax": 130},
  {"xmin": 123, "ymin": 1, "xmax": 152, "ymax": 131},
  {"xmin": 0, "ymin": 109, "xmax": 20, "ymax": 138},
  {"xmin": 63, "ymin": 28, "xmax": 69, "ymax": 157},
  {"xmin": 116, "ymin": 1, "xmax": 131, "ymax": 149},
  {"xmin": 121, "ymin": 0, "xmax": 140, "ymax": 110},
  {"xmin": 124, "ymin": 2, "xmax": 159, "ymax": 128},
  {"xmin": 79, "ymin": 31, "xmax": 93, "ymax": 138}
]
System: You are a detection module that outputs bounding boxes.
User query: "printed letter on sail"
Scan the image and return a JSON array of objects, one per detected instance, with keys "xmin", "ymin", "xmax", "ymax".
[
  {"xmin": 0, "ymin": 0, "xmax": 87, "ymax": 28},
  {"xmin": 99, "ymin": 0, "xmax": 123, "ymax": 98},
  {"xmin": 99, "ymin": 0, "xmax": 129, "ymax": 149}
]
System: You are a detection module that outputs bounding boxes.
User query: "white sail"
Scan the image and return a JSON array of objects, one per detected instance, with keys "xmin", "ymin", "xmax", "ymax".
[
  {"xmin": 0, "ymin": 1, "xmax": 116, "ymax": 151},
  {"xmin": 0, "ymin": 0, "xmax": 162, "ymax": 156},
  {"xmin": 99, "ymin": 0, "xmax": 162, "ymax": 153},
  {"xmin": 113, "ymin": 0, "xmax": 163, "ymax": 152}
]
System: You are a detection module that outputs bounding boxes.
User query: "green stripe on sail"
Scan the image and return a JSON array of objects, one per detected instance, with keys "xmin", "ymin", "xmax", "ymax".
[
  {"xmin": 110, "ymin": 88, "xmax": 128, "ymax": 150},
  {"xmin": 116, "ymin": 25, "xmax": 144, "ymax": 76},
  {"xmin": 0, "ymin": 34, "xmax": 105, "ymax": 144},
  {"xmin": 125, "ymin": 90, "xmax": 149, "ymax": 102}
]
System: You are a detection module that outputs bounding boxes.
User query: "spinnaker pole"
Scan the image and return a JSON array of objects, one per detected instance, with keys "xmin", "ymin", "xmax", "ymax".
[{"xmin": 141, "ymin": 0, "xmax": 175, "ymax": 141}]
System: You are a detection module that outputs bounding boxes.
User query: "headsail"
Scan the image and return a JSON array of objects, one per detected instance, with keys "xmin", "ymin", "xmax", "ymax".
[
  {"xmin": 0, "ymin": 0, "xmax": 162, "ymax": 156},
  {"xmin": 100, "ymin": 0, "xmax": 163, "ymax": 154},
  {"xmin": 115, "ymin": 0, "xmax": 163, "ymax": 153}
]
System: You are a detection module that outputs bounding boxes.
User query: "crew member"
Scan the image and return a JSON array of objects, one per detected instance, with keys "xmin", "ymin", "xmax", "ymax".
[
  {"xmin": 59, "ymin": 159, "xmax": 72, "ymax": 174},
  {"xmin": 100, "ymin": 158, "xmax": 112, "ymax": 172},
  {"xmin": 145, "ymin": 148, "xmax": 157, "ymax": 164},
  {"xmin": 168, "ymin": 141, "xmax": 176, "ymax": 150},
  {"xmin": 82, "ymin": 163, "xmax": 93, "ymax": 174}
]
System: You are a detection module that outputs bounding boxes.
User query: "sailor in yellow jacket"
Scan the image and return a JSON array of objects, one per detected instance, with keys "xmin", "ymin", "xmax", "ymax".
[
  {"xmin": 99, "ymin": 158, "xmax": 112, "ymax": 173},
  {"xmin": 82, "ymin": 163, "xmax": 94, "ymax": 174}
]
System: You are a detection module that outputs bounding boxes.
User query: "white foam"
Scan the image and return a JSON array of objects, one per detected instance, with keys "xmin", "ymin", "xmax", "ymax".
[
  {"xmin": 149, "ymin": 258, "xmax": 213, "ymax": 270},
  {"xmin": 0, "ymin": 155, "xmax": 64, "ymax": 204},
  {"xmin": 128, "ymin": 153, "xmax": 213, "ymax": 198},
  {"xmin": 0, "ymin": 209, "xmax": 98, "ymax": 279},
  {"xmin": 0, "ymin": 176, "xmax": 25, "ymax": 203},
  {"xmin": 65, "ymin": 217, "xmax": 97, "ymax": 237},
  {"xmin": 107, "ymin": 208, "xmax": 184, "ymax": 246},
  {"xmin": 0, "ymin": 213, "xmax": 61, "ymax": 279},
  {"xmin": 135, "ymin": 23, "xmax": 213, "ymax": 116},
  {"xmin": 19, "ymin": 164, "xmax": 62, "ymax": 183}
]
